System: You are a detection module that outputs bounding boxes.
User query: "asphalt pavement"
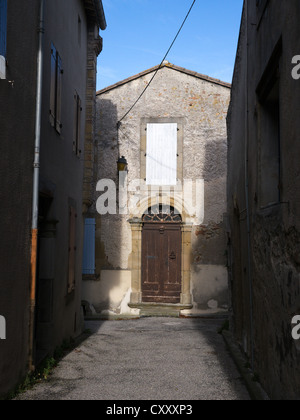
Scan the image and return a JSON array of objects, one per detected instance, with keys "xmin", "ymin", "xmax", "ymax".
[{"xmin": 16, "ymin": 317, "xmax": 250, "ymax": 400}]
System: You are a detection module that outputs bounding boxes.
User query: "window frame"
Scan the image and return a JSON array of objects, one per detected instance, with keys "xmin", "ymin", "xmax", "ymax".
[
  {"xmin": 146, "ymin": 122, "xmax": 178, "ymax": 187},
  {"xmin": 140, "ymin": 118, "xmax": 184, "ymax": 191},
  {"xmin": 256, "ymin": 40, "xmax": 282, "ymax": 209},
  {"xmin": 67, "ymin": 206, "xmax": 77, "ymax": 295},
  {"xmin": 82, "ymin": 218, "xmax": 96, "ymax": 276},
  {"xmin": 73, "ymin": 91, "xmax": 82, "ymax": 157},
  {"xmin": 50, "ymin": 44, "xmax": 63, "ymax": 134}
]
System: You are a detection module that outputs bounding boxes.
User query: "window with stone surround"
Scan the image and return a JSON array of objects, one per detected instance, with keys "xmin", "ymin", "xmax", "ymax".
[{"xmin": 140, "ymin": 118, "xmax": 183, "ymax": 188}]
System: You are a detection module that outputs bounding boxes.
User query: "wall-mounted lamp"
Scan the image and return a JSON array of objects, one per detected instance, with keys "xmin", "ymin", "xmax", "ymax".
[{"xmin": 117, "ymin": 156, "xmax": 128, "ymax": 173}]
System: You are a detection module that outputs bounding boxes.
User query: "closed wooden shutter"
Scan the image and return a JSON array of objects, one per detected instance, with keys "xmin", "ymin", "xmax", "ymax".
[
  {"xmin": 68, "ymin": 207, "xmax": 77, "ymax": 294},
  {"xmin": 56, "ymin": 54, "xmax": 63, "ymax": 134},
  {"xmin": 82, "ymin": 219, "xmax": 96, "ymax": 275},
  {"xmin": 73, "ymin": 92, "xmax": 82, "ymax": 155},
  {"xmin": 49, "ymin": 44, "xmax": 63, "ymax": 133},
  {"xmin": 49, "ymin": 45, "xmax": 56, "ymax": 127},
  {"xmin": 0, "ymin": 0, "xmax": 7, "ymax": 58},
  {"xmin": 146, "ymin": 123, "xmax": 178, "ymax": 186}
]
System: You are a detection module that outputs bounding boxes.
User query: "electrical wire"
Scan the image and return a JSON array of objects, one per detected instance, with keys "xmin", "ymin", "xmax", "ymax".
[{"xmin": 117, "ymin": 0, "xmax": 197, "ymax": 126}]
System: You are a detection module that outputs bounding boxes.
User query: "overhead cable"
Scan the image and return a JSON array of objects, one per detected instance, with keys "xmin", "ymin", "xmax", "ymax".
[{"xmin": 117, "ymin": 0, "xmax": 197, "ymax": 126}]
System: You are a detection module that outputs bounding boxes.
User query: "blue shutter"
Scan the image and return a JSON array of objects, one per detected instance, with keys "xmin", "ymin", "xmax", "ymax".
[
  {"xmin": 83, "ymin": 218, "xmax": 96, "ymax": 275},
  {"xmin": 0, "ymin": 0, "xmax": 7, "ymax": 57}
]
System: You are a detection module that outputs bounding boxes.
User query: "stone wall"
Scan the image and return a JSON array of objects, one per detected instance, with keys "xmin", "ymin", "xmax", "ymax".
[{"xmin": 227, "ymin": 0, "xmax": 300, "ymax": 400}]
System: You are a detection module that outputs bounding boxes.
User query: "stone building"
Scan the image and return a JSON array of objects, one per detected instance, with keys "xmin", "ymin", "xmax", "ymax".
[
  {"xmin": 227, "ymin": 0, "xmax": 300, "ymax": 400},
  {"xmin": 0, "ymin": 0, "xmax": 106, "ymax": 398},
  {"xmin": 82, "ymin": 62, "xmax": 231, "ymax": 318}
]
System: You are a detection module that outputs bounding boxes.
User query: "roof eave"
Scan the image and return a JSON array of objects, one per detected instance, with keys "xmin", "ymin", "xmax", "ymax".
[
  {"xmin": 97, "ymin": 63, "xmax": 231, "ymax": 96},
  {"xmin": 95, "ymin": 0, "xmax": 107, "ymax": 30},
  {"xmin": 84, "ymin": 0, "xmax": 107, "ymax": 30}
]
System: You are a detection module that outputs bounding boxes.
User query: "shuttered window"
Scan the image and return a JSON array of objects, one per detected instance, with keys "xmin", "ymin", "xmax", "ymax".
[
  {"xmin": 67, "ymin": 207, "xmax": 77, "ymax": 294},
  {"xmin": 146, "ymin": 123, "xmax": 178, "ymax": 186},
  {"xmin": 73, "ymin": 91, "xmax": 82, "ymax": 156},
  {"xmin": 50, "ymin": 44, "xmax": 63, "ymax": 134},
  {"xmin": 82, "ymin": 219, "xmax": 96, "ymax": 275}
]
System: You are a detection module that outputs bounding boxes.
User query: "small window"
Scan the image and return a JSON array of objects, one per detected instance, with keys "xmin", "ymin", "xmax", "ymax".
[
  {"xmin": 73, "ymin": 91, "xmax": 82, "ymax": 156},
  {"xmin": 259, "ymin": 79, "xmax": 281, "ymax": 207},
  {"xmin": 0, "ymin": 0, "xmax": 7, "ymax": 79},
  {"xmin": 67, "ymin": 206, "xmax": 77, "ymax": 294},
  {"xmin": 257, "ymin": 40, "xmax": 282, "ymax": 208},
  {"xmin": 82, "ymin": 219, "xmax": 96, "ymax": 275},
  {"xmin": 50, "ymin": 44, "xmax": 63, "ymax": 134},
  {"xmin": 146, "ymin": 123, "xmax": 178, "ymax": 186}
]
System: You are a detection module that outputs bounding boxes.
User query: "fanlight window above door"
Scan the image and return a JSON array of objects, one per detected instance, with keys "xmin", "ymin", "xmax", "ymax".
[{"xmin": 142, "ymin": 205, "xmax": 182, "ymax": 223}]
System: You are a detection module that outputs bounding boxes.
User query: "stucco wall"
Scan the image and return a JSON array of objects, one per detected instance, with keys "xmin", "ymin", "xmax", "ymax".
[
  {"xmin": 0, "ymin": 0, "xmax": 102, "ymax": 398},
  {"xmin": 83, "ymin": 64, "xmax": 230, "ymax": 316}
]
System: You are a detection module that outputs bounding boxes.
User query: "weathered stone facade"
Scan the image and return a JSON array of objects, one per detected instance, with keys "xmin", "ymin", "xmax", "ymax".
[
  {"xmin": 83, "ymin": 24, "xmax": 103, "ymax": 213},
  {"xmin": 83, "ymin": 63, "xmax": 231, "ymax": 317},
  {"xmin": 227, "ymin": 0, "xmax": 300, "ymax": 400}
]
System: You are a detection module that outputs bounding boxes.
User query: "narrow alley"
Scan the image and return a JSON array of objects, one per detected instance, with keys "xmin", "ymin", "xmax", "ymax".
[
  {"xmin": 16, "ymin": 318, "xmax": 250, "ymax": 401},
  {"xmin": 2, "ymin": 0, "xmax": 300, "ymax": 401}
]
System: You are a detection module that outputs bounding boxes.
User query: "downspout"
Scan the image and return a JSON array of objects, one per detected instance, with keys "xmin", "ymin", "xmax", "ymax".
[
  {"xmin": 244, "ymin": 0, "xmax": 255, "ymax": 371},
  {"xmin": 28, "ymin": 0, "xmax": 45, "ymax": 372}
]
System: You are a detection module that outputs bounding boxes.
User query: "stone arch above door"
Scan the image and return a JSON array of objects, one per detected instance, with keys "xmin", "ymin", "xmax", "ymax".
[
  {"xmin": 129, "ymin": 195, "xmax": 193, "ymax": 225},
  {"xmin": 142, "ymin": 204, "xmax": 182, "ymax": 223}
]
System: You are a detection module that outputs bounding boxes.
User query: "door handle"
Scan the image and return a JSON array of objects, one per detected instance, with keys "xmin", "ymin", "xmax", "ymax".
[{"xmin": 169, "ymin": 251, "xmax": 176, "ymax": 260}]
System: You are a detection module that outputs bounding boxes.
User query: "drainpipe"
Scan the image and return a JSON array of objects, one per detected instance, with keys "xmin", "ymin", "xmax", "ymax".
[
  {"xmin": 28, "ymin": 0, "xmax": 45, "ymax": 372},
  {"xmin": 244, "ymin": 0, "xmax": 255, "ymax": 371}
]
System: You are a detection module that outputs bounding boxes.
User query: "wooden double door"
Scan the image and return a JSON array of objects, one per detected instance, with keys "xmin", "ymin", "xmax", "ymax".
[{"xmin": 142, "ymin": 222, "xmax": 182, "ymax": 304}]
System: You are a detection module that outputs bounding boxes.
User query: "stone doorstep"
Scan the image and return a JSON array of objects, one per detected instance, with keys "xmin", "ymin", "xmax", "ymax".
[
  {"xmin": 85, "ymin": 314, "xmax": 141, "ymax": 321},
  {"xmin": 129, "ymin": 303, "xmax": 193, "ymax": 318}
]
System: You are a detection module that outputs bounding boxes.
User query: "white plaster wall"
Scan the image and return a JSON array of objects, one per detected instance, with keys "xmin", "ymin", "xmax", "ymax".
[{"xmin": 83, "ymin": 270, "xmax": 137, "ymax": 315}]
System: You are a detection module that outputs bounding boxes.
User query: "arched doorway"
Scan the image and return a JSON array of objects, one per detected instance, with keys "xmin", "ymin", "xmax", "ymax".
[{"xmin": 141, "ymin": 205, "xmax": 182, "ymax": 304}]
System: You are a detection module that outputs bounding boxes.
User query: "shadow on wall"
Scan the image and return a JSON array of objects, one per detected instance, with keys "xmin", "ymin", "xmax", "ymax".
[
  {"xmin": 189, "ymin": 138, "xmax": 229, "ymax": 313},
  {"xmin": 82, "ymin": 99, "xmax": 135, "ymax": 319}
]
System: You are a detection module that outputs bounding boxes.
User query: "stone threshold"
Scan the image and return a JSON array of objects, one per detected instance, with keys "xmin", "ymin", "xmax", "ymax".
[{"xmin": 129, "ymin": 302, "xmax": 193, "ymax": 318}]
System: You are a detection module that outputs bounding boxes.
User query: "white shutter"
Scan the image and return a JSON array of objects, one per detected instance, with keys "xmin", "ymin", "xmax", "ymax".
[
  {"xmin": 82, "ymin": 218, "xmax": 96, "ymax": 275},
  {"xmin": 146, "ymin": 123, "xmax": 178, "ymax": 186}
]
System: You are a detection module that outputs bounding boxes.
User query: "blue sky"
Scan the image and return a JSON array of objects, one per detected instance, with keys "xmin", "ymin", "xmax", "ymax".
[{"xmin": 97, "ymin": 0, "xmax": 244, "ymax": 90}]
